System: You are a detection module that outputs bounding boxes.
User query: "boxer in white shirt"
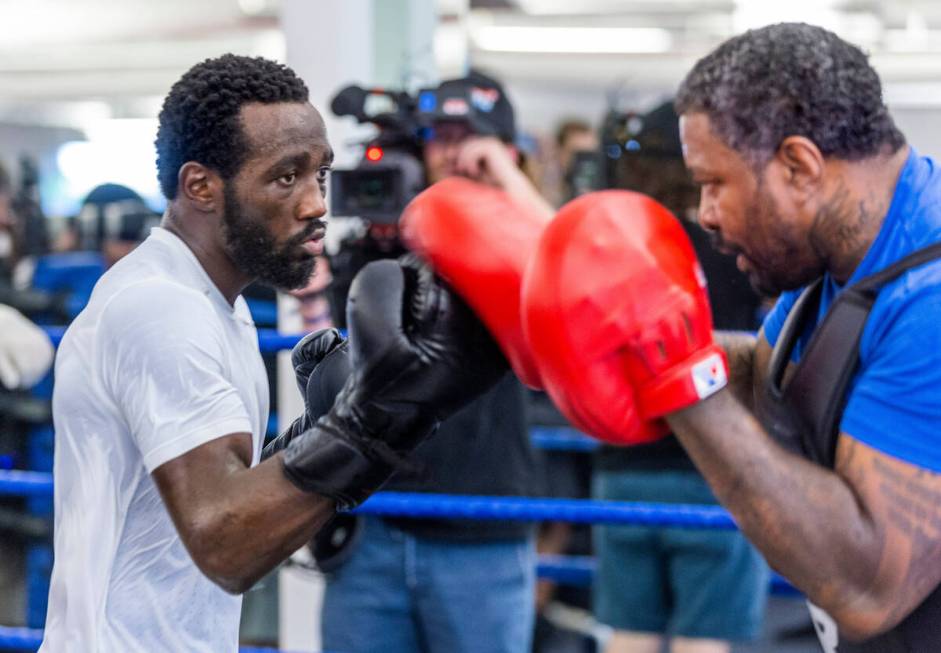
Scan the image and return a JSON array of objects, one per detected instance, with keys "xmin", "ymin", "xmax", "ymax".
[{"xmin": 41, "ymin": 54, "xmax": 504, "ymax": 653}]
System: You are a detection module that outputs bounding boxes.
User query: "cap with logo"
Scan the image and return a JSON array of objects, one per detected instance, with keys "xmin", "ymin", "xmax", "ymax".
[{"xmin": 417, "ymin": 71, "xmax": 516, "ymax": 143}]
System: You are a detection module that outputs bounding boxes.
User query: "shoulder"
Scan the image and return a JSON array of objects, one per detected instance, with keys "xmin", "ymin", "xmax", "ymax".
[
  {"xmin": 97, "ymin": 278, "xmax": 221, "ymax": 352},
  {"xmin": 102, "ymin": 277, "xmax": 212, "ymax": 320},
  {"xmin": 844, "ymin": 264, "xmax": 941, "ymax": 470},
  {"xmin": 864, "ymin": 261, "xmax": 941, "ymax": 350}
]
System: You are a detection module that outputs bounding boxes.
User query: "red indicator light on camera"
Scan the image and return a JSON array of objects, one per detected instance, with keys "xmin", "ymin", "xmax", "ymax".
[{"xmin": 366, "ymin": 146, "xmax": 383, "ymax": 162}]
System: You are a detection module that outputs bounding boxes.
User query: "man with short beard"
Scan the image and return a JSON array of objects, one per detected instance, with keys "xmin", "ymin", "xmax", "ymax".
[
  {"xmin": 40, "ymin": 55, "xmax": 505, "ymax": 652},
  {"xmin": 510, "ymin": 23, "xmax": 941, "ymax": 653}
]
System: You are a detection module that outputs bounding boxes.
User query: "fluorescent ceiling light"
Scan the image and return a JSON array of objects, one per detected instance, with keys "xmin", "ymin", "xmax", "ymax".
[
  {"xmin": 471, "ymin": 26, "xmax": 672, "ymax": 54},
  {"xmin": 733, "ymin": 0, "xmax": 840, "ymax": 32}
]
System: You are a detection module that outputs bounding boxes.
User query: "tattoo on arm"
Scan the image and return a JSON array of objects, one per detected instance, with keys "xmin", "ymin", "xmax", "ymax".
[
  {"xmin": 836, "ymin": 437, "xmax": 941, "ymax": 632},
  {"xmin": 668, "ymin": 393, "xmax": 941, "ymax": 638},
  {"xmin": 873, "ymin": 459, "xmax": 941, "ymax": 627}
]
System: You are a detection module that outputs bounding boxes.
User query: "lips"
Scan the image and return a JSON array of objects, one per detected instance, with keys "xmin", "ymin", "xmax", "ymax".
[
  {"xmin": 298, "ymin": 227, "xmax": 326, "ymax": 256},
  {"xmin": 301, "ymin": 237, "xmax": 324, "ymax": 256}
]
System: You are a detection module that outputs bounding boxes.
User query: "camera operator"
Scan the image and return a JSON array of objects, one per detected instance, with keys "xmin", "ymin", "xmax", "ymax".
[{"xmin": 320, "ymin": 71, "xmax": 550, "ymax": 653}]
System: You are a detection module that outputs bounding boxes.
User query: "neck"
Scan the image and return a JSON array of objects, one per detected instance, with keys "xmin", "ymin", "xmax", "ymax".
[
  {"xmin": 811, "ymin": 145, "xmax": 910, "ymax": 284},
  {"xmin": 161, "ymin": 207, "xmax": 252, "ymax": 305}
]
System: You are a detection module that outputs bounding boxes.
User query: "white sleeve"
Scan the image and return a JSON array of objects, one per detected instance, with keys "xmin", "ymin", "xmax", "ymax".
[{"xmin": 98, "ymin": 280, "xmax": 253, "ymax": 472}]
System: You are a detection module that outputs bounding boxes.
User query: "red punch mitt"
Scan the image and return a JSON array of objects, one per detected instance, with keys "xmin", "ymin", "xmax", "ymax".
[
  {"xmin": 400, "ymin": 177, "xmax": 550, "ymax": 389},
  {"xmin": 521, "ymin": 190, "xmax": 728, "ymax": 445}
]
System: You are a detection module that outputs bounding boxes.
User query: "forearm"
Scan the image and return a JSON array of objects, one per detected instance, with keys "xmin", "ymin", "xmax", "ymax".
[
  {"xmin": 455, "ymin": 135, "xmax": 555, "ymax": 223},
  {"xmin": 501, "ymin": 171, "xmax": 555, "ymax": 222},
  {"xmin": 667, "ymin": 390, "xmax": 881, "ymax": 624},
  {"xmin": 714, "ymin": 330, "xmax": 758, "ymax": 408},
  {"xmin": 171, "ymin": 456, "xmax": 334, "ymax": 594}
]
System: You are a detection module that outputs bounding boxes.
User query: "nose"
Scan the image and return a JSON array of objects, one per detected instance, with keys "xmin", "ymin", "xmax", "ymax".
[
  {"xmin": 697, "ymin": 191, "xmax": 719, "ymax": 233},
  {"xmin": 299, "ymin": 181, "xmax": 328, "ymax": 222}
]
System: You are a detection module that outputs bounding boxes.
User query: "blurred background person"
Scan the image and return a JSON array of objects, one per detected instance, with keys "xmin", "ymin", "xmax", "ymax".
[
  {"xmin": 319, "ymin": 70, "xmax": 544, "ymax": 653},
  {"xmin": 74, "ymin": 183, "xmax": 160, "ymax": 268},
  {"xmin": 537, "ymin": 118, "xmax": 601, "ymax": 208},
  {"xmin": 554, "ymin": 119, "xmax": 600, "ymax": 206},
  {"xmin": 591, "ymin": 101, "xmax": 768, "ymax": 653},
  {"xmin": 289, "ymin": 256, "xmax": 334, "ymax": 334}
]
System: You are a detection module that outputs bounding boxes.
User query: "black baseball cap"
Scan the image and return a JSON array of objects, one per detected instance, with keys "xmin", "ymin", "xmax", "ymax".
[{"xmin": 417, "ymin": 70, "xmax": 516, "ymax": 143}]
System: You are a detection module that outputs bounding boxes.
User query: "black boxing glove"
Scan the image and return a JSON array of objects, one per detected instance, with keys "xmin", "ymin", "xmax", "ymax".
[
  {"xmin": 292, "ymin": 329, "xmax": 343, "ymax": 397},
  {"xmin": 280, "ymin": 256, "xmax": 506, "ymax": 509},
  {"xmin": 262, "ymin": 329, "xmax": 351, "ymax": 460}
]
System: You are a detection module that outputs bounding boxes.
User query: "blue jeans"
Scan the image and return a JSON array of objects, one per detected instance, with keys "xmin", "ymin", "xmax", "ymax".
[
  {"xmin": 593, "ymin": 470, "xmax": 769, "ymax": 641},
  {"xmin": 321, "ymin": 516, "xmax": 536, "ymax": 653}
]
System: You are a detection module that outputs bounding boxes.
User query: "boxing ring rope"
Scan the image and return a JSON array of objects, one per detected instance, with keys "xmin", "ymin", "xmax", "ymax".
[
  {"xmin": 0, "ymin": 556, "xmax": 802, "ymax": 652},
  {"xmin": 0, "ymin": 471, "xmax": 734, "ymax": 528},
  {"xmin": 0, "ymin": 626, "xmax": 309, "ymax": 653},
  {"xmin": 0, "ymin": 469, "xmax": 799, "ymax": 579},
  {"xmin": 41, "ymin": 326, "xmax": 304, "ymax": 353}
]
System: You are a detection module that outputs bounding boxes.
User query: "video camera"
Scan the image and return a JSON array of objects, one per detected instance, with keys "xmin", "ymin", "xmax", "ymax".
[
  {"xmin": 324, "ymin": 85, "xmax": 427, "ymax": 325},
  {"xmin": 328, "ymin": 85, "xmax": 427, "ymax": 225},
  {"xmin": 325, "ymin": 74, "xmax": 515, "ymax": 326},
  {"xmin": 329, "ymin": 72, "xmax": 517, "ymax": 224}
]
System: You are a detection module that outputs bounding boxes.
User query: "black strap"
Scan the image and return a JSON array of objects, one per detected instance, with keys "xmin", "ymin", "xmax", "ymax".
[
  {"xmin": 852, "ymin": 241, "xmax": 941, "ymax": 294},
  {"xmin": 769, "ymin": 241, "xmax": 941, "ymax": 467},
  {"xmin": 765, "ymin": 277, "xmax": 823, "ymax": 399}
]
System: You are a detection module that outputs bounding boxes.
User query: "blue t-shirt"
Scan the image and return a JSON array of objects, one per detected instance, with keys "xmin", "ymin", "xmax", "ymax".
[{"xmin": 762, "ymin": 148, "xmax": 941, "ymax": 472}]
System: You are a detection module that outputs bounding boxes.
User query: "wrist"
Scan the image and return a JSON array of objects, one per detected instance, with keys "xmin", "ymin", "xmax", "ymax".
[
  {"xmin": 280, "ymin": 421, "xmax": 395, "ymax": 510},
  {"xmin": 637, "ymin": 346, "xmax": 728, "ymax": 418},
  {"xmin": 261, "ymin": 414, "xmax": 310, "ymax": 461},
  {"xmin": 280, "ymin": 408, "xmax": 435, "ymax": 510}
]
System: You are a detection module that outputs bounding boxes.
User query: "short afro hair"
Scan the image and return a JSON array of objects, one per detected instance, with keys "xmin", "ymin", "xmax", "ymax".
[
  {"xmin": 676, "ymin": 23, "xmax": 905, "ymax": 166},
  {"xmin": 155, "ymin": 54, "xmax": 309, "ymax": 199}
]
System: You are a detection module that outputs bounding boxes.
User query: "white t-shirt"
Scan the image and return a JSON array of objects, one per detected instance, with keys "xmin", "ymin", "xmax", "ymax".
[{"xmin": 40, "ymin": 227, "xmax": 269, "ymax": 653}]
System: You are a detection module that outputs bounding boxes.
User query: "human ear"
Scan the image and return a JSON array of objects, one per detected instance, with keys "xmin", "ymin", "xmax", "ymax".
[
  {"xmin": 775, "ymin": 136, "xmax": 824, "ymax": 195},
  {"xmin": 178, "ymin": 162, "xmax": 223, "ymax": 213}
]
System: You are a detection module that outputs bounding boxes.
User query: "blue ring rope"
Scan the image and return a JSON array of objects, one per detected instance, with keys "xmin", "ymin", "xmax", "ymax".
[
  {"xmin": 529, "ymin": 426, "xmax": 599, "ymax": 452},
  {"xmin": 0, "ymin": 472, "xmax": 735, "ymax": 529},
  {"xmin": 0, "ymin": 625, "xmax": 314, "ymax": 652},
  {"xmin": 0, "ymin": 471, "xmax": 54, "ymax": 497},
  {"xmin": 535, "ymin": 554, "xmax": 800, "ymax": 597},
  {"xmin": 0, "ymin": 558, "xmax": 800, "ymax": 651},
  {"xmin": 355, "ymin": 491, "xmax": 738, "ymax": 529},
  {"xmin": 42, "ymin": 326, "xmax": 303, "ymax": 354}
]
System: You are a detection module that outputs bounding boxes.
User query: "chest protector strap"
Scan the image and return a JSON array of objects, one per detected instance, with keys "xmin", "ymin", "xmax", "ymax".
[{"xmin": 760, "ymin": 241, "xmax": 941, "ymax": 468}]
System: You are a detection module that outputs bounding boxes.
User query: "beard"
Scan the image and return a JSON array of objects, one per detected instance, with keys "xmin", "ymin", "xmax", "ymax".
[
  {"xmin": 221, "ymin": 183, "xmax": 319, "ymax": 290},
  {"xmin": 736, "ymin": 183, "xmax": 825, "ymax": 297}
]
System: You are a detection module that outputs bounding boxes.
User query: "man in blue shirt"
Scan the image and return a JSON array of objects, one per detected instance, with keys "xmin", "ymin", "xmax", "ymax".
[{"xmin": 665, "ymin": 22, "xmax": 941, "ymax": 652}]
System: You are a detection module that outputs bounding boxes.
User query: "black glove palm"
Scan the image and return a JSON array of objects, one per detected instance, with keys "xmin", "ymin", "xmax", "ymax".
[
  {"xmin": 281, "ymin": 257, "xmax": 506, "ymax": 508},
  {"xmin": 261, "ymin": 329, "xmax": 350, "ymax": 460}
]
